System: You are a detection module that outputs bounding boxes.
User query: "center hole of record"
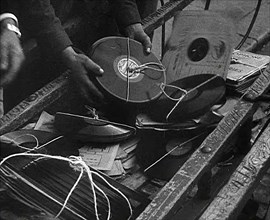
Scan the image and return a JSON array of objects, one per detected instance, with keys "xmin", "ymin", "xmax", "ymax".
[
  {"xmin": 187, "ymin": 38, "xmax": 209, "ymax": 62},
  {"xmin": 118, "ymin": 58, "xmax": 140, "ymax": 79},
  {"xmin": 168, "ymin": 87, "xmax": 198, "ymax": 101},
  {"xmin": 114, "ymin": 55, "xmax": 144, "ymax": 82}
]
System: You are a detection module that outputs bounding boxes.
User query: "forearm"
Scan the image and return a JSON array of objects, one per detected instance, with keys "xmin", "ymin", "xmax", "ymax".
[
  {"xmin": 0, "ymin": 14, "xmax": 24, "ymax": 87},
  {"xmin": 109, "ymin": 0, "xmax": 141, "ymax": 29},
  {"xmin": 20, "ymin": 0, "xmax": 72, "ymax": 56}
]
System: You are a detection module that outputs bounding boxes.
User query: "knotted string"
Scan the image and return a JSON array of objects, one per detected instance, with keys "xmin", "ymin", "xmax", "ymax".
[
  {"xmin": 0, "ymin": 135, "xmax": 133, "ymax": 220},
  {"xmin": 125, "ymin": 37, "xmax": 166, "ymax": 102},
  {"xmin": 11, "ymin": 133, "xmax": 40, "ymax": 151},
  {"xmin": 126, "ymin": 37, "xmax": 131, "ymax": 101},
  {"xmin": 159, "ymin": 83, "xmax": 188, "ymax": 102},
  {"xmin": 160, "ymin": 74, "xmax": 219, "ymax": 121},
  {"xmin": 128, "ymin": 62, "xmax": 166, "ymax": 79}
]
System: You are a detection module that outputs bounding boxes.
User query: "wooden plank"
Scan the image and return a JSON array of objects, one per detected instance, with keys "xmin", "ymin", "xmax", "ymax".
[
  {"xmin": 0, "ymin": 72, "xmax": 70, "ymax": 136},
  {"xmin": 142, "ymin": 0, "xmax": 195, "ymax": 35},
  {"xmin": 170, "ymin": 155, "xmax": 245, "ymax": 220},
  {"xmin": 136, "ymin": 65, "xmax": 270, "ymax": 220},
  {"xmin": 199, "ymin": 123, "xmax": 270, "ymax": 220}
]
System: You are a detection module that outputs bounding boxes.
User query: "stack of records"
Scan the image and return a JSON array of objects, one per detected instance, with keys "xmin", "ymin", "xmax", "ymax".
[
  {"xmin": 0, "ymin": 159, "xmax": 148, "ymax": 220},
  {"xmin": 0, "ymin": 131, "xmax": 149, "ymax": 220},
  {"xmin": 226, "ymin": 50, "xmax": 270, "ymax": 93}
]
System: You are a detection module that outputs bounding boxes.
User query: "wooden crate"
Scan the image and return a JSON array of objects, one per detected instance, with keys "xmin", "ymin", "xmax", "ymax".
[{"xmin": 1, "ymin": 1, "xmax": 270, "ymax": 219}]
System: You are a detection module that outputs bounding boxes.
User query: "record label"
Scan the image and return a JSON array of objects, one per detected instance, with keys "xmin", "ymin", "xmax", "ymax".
[
  {"xmin": 113, "ymin": 55, "xmax": 143, "ymax": 82},
  {"xmin": 148, "ymin": 74, "xmax": 226, "ymax": 122}
]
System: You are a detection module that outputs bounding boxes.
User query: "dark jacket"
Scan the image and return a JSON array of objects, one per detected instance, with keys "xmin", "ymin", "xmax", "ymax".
[{"xmin": 19, "ymin": 0, "xmax": 142, "ymax": 56}]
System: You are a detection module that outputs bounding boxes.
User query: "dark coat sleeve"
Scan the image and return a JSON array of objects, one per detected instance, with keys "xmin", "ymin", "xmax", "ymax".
[
  {"xmin": 1, "ymin": 1, "xmax": 19, "ymax": 17},
  {"xmin": 110, "ymin": 0, "xmax": 142, "ymax": 28},
  {"xmin": 20, "ymin": 0, "xmax": 72, "ymax": 56}
]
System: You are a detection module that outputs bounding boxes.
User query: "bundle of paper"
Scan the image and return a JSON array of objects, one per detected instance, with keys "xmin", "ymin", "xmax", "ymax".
[
  {"xmin": 79, "ymin": 137, "xmax": 140, "ymax": 177},
  {"xmin": 226, "ymin": 50, "xmax": 270, "ymax": 93}
]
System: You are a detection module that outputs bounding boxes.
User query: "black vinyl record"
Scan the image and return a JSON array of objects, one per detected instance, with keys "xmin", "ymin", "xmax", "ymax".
[
  {"xmin": 148, "ymin": 74, "xmax": 226, "ymax": 122},
  {"xmin": 137, "ymin": 130, "xmax": 210, "ymax": 180},
  {"xmin": 54, "ymin": 112, "xmax": 136, "ymax": 143},
  {"xmin": 89, "ymin": 36, "xmax": 165, "ymax": 103}
]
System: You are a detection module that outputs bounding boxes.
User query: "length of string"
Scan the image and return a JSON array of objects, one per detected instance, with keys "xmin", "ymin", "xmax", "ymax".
[
  {"xmin": 126, "ymin": 37, "xmax": 131, "ymax": 102},
  {"xmin": 125, "ymin": 37, "xmax": 166, "ymax": 102},
  {"xmin": 144, "ymin": 132, "xmax": 207, "ymax": 172},
  {"xmin": 166, "ymin": 74, "xmax": 219, "ymax": 120}
]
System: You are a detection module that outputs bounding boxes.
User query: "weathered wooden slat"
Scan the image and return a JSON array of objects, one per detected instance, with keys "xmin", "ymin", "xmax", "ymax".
[
  {"xmin": 0, "ymin": 72, "xmax": 70, "ymax": 136},
  {"xmin": 142, "ymin": 0, "xmax": 195, "ymax": 34},
  {"xmin": 199, "ymin": 123, "xmax": 270, "ymax": 220},
  {"xmin": 136, "ymin": 65, "xmax": 270, "ymax": 220},
  {"xmin": 170, "ymin": 155, "xmax": 245, "ymax": 220},
  {"xmin": 0, "ymin": 0, "xmax": 194, "ymax": 135}
]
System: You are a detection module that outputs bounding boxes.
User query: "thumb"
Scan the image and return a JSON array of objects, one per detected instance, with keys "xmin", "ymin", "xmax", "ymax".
[
  {"xmin": 136, "ymin": 33, "xmax": 152, "ymax": 54},
  {"xmin": 142, "ymin": 35, "xmax": 152, "ymax": 54},
  {"xmin": 83, "ymin": 56, "xmax": 104, "ymax": 76}
]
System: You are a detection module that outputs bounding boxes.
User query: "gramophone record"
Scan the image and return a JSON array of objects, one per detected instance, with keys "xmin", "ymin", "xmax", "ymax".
[
  {"xmin": 137, "ymin": 130, "xmax": 209, "ymax": 180},
  {"xmin": 54, "ymin": 112, "xmax": 136, "ymax": 143},
  {"xmin": 89, "ymin": 36, "xmax": 165, "ymax": 103},
  {"xmin": 165, "ymin": 137, "xmax": 193, "ymax": 156},
  {"xmin": 149, "ymin": 74, "xmax": 226, "ymax": 122}
]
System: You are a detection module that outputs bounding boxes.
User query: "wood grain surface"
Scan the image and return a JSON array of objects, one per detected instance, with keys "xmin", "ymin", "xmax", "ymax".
[
  {"xmin": 199, "ymin": 123, "xmax": 270, "ymax": 220},
  {"xmin": 0, "ymin": 72, "xmax": 70, "ymax": 135}
]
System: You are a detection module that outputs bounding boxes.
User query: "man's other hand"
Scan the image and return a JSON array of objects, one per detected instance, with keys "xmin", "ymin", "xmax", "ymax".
[
  {"xmin": 61, "ymin": 46, "xmax": 105, "ymax": 104},
  {"xmin": 0, "ymin": 29, "xmax": 24, "ymax": 87},
  {"xmin": 125, "ymin": 23, "xmax": 152, "ymax": 54}
]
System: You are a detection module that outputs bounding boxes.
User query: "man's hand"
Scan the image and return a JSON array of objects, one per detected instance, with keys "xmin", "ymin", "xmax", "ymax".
[
  {"xmin": 61, "ymin": 46, "xmax": 105, "ymax": 104},
  {"xmin": 124, "ymin": 23, "xmax": 152, "ymax": 54},
  {"xmin": 0, "ymin": 27, "xmax": 24, "ymax": 87}
]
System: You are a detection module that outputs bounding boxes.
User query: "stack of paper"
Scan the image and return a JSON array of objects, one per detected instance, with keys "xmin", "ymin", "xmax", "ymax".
[
  {"xmin": 226, "ymin": 50, "xmax": 270, "ymax": 93},
  {"xmin": 28, "ymin": 111, "xmax": 140, "ymax": 177},
  {"xmin": 79, "ymin": 137, "xmax": 140, "ymax": 177}
]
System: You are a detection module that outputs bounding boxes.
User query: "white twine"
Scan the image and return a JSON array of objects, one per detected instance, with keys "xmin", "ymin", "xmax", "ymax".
[
  {"xmin": 161, "ymin": 75, "xmax": 219, "ymax": 121},
  {"xmin": 0, "ymin": 135, "xmax": 133, "ymax": 220},
  {"xmin": 126, "ymin": 37, "xmax": 131, "ymax": 102},
  {"xmin": 231, "ymin": 55, "xmax": 265, "ymax": 76},
  {"xmin": 125, "ymin": 37, "xmax": 166, "ymax": 102}
]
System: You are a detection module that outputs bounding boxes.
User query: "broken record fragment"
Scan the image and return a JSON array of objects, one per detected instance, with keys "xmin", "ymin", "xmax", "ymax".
[{"xmin": 54, "ymin": 112, "xmax": 136, "ymax": 143}]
